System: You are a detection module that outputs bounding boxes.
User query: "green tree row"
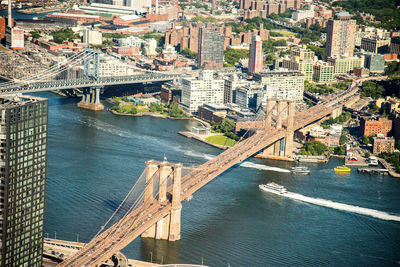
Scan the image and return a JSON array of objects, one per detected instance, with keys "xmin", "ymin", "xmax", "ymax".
[
  {"xmin": 51, "ymin": 28, "xmax": 80, "ymax": 44},
  {"xmin": 332, "ymin": 0, "xmax": 400, "ymax": 30},
  {"xmin": 321, "ymin": 112, "xmax": 352, "ymax": 129},
  {"xmin": 298, "ymin": 141, "xmax": 327, "ymax": 156}
]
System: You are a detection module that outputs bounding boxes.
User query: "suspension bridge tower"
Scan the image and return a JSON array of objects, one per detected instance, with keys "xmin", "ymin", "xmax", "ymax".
[
  {"xmin": 259, "ymin": 99, "xmax": 296, "ymax": 159},
  {"xmin": 141, "ymin": 160, "xmax": 183, "ymax": 241},
  {"xmin": 77, "ymin": 49, "xmax": 105, "ymax": 111}
]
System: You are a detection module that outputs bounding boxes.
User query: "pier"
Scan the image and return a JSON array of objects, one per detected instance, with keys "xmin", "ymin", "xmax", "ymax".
[{"xmin": 357, "ymin": 168, "xmax": 388, "ymax": 174}]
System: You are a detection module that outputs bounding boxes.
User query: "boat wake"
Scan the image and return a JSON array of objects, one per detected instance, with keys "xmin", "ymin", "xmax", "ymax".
[
  {"xmin": 184, "ymin": 151, "xmax": 290, "ymax": 173},
  {"xmin": 284, "ymin": 192, "xmax": 400, "ymax": 222},
  {"xmin": 240, "ymin": 161, "xmax": 291, "ymax": 173}
]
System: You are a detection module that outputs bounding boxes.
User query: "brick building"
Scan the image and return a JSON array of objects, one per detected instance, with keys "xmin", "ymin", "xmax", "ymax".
[
  {"xmin": 373, "ymin": 136, "xmax": 395, "ymax": 154},
  {"xmin": 164, "ymin": 22, "xmax": 269, "ymax": 53},
  {"xmin": 112, "ymin": 46, "xmax": 140, "ymax": 56},
  {"xmin": 360, "ymin": 117, "xmax": 392, "ymax": 137}
]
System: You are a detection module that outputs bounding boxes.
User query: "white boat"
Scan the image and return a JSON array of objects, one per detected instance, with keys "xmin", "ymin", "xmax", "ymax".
[
  {"xmin": 368, "ymin": 156, "xmax": 378, "ymax": 166},
  {"xmin": 290, "ymin": 166, "xmax": 310, "ymax": 174},
  {"xmin": 259, "ymin": 183, "xmax": 287, "ymax": 195}
]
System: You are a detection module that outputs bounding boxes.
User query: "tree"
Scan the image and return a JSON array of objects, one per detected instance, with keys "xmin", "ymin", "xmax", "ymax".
[
  {"xmin": 51, "ymin": 28, "xmax": 79, "ymax": 44},
  {"xmin": 264, "ymin": 53, "xmax": 275, "ymax": 64},
  {"xmin": 168, "ymin": 102, "xmax": 185, "ymax": 117},
  {"xmin": 396, "ymin": 140, "xmax": 400, "ymax": 150},
  {"xmin": 224, "ymin": 48, "xmax": 249, "ymax": 66},
  {"xmin": 362, "ymin": 135, "xmax": 370, "ymax": 145},
  {"xmin": 299, "ymin": 141, "xmax": 327, "ymax": 156},
  {"xmin": 339, "ymin": 134, "xmax": 347, "ymax": 145},
  {"xmin": 181, "ymin": 48, "xmax": 197, "ymax": 59},
  {"xmin": 30, "ymin": 31, "xmax": 41, "ymax": 39},
  {"xmin": 334, "ymin": 145, "xmax": 346, "ymax": 156},
  {"xmin": 149, "ymin": 103, "xmax": 164, "ymax": 113},
  {"xmin": 364, "ymin": 151, "xmax": 371, "ymax": 158},
  {"xmin": 360, "ymin": 81, "xmax": 385, "ymax": 99},
  {"xmin": 102, "ymin": 39, "xmax": 113, "ymax": 46}
]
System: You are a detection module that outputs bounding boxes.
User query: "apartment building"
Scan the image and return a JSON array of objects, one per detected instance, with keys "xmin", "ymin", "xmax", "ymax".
[
  {"xmin": 0, "ymin": 96, "xmax": 48, "ymax": 267},
  {"xmin": 181, "ymin": 70, "xmax": 224, "ymax": 114}
]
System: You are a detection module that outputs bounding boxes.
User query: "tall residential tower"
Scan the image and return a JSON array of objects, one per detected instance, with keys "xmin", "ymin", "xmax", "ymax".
[
  {"xmin": 0, "ymin": 96, "xmax": 48, "ymax": 267},
  {"xmin": 325, "ymin": 11, "xmax": 356, "ymax": 58},
  {"xmin": 197, "ymin": 27, "xmax": 224, "ymax": 69},
  {"xmin": 248, "ymin": 35, "xmax": 263, "ymax": 75}
]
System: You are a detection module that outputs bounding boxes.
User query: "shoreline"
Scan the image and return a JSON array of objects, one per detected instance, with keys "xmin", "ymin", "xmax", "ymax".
[
  {"xmin": 108, "ymin": 108, "xmax": 209, "ymax": 126},
  {"xmin": 178, "ymin": 131, "xmax": 230, "ymax": 150}
]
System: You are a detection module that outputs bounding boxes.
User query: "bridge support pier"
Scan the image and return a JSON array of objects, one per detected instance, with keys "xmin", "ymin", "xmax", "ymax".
[
  {"xmin": 141, "ymin": 160, "xmax": 183, "ymax": 241},
  {"xmin": 141, "ymin": 161, "xmax": 159, "ymax": 239},
  {"xmin": 77, "ymin": 87, "xmax": 104, "ymax": 111},
  {"xmin": 259, "ymin": 100, "xmax": 296, "ymax": 159},
  {"xmin": 284, "ymin": 101, "xmax": 295, "ymax": 156}
]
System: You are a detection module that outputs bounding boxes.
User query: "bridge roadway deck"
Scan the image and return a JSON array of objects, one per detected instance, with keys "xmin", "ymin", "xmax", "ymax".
[
  {"xmin": 57, "ymin": 103, "xmax": 339, "ymax": 266},
  {"xmin": 57, "ymin": 83, "xmax": 359, "ymax": 266},
  {"xmin": 0, "ymin": 73, "xmax": 183, "ymax": 94}
]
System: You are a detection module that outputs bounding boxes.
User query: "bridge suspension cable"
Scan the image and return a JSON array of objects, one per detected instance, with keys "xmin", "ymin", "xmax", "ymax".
[
  {"xmin": 0, "ymin": 50, "xmax": 87, "ymax": 87},
  {"xmin": 0, "ymin": 50, "xmax": 93, "ymax": 89}
]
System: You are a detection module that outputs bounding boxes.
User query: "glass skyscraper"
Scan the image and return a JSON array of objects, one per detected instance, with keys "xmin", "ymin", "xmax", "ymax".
[{"xmin": 0, "ymin": 96, "xmax": 48, "ymax": 267}]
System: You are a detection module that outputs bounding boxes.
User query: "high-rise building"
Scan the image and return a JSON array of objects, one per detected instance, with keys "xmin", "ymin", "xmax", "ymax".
[
  {"xmin": 253, "ymin": 70, "xmax": 305, "ymax": 101},
  {"xmin": 181, "ymin": 70, "xmax": 224, "ymax": 113},
  {"xmin": 198, "ymin": 27, "xmax": 224, "ymax": 69},
  {"xmin": 0, "ymin": 95, "xmax": 48, "ymax": 267},
  {"xmin": 0, "ymin": 17, "xmax": 5, "ymax": 41},
  {"xmin": 82, "ymin": 29, "xmax": 102, "ymax": 45},
  {"xmin": 5, "ymin": 0, "xmax": 24, "ymax": 49},
  {"xmin": 360, "ymin": 37, "xmax": 390, "ymax": 54},
  {"xmin": 390, "ymin": 36, "xmax": 400, "ymax": 55},
  {"xmin": 248, "ymin": 35, "xmax": 263, "ymax": 75},
  {"xmin": 325, "ymin": 11, "xmax": 356, "ymax": 58}
]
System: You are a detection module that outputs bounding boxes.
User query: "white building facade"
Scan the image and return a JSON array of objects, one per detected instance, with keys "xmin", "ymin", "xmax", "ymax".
[
  {"xmin": 83, "ymin": 29, "xmax": 102, "ymax": 45},
  {"xmin": 181, "ymin": 70, "xmax": 224, "ymax": 114}
]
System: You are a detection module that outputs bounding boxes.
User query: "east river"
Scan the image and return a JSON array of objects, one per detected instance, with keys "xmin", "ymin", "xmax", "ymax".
[
  {"xmin": 29, "ymin": 92, "xmax": 399, "ymax": 266},
  {"xmin": 1, "ymin": 8, "xmax": 399, "ymax": 266}
]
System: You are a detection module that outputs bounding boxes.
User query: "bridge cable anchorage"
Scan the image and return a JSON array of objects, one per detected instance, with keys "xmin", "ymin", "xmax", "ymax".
[{"xmin": 0, "ymin": 50, "xmax": 90, "ymax": 88}]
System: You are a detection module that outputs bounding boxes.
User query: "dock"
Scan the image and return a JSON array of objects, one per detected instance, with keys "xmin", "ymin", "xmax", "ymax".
[{"xmin": 357, "ymin": 168, "xmax": 388, "ymax": 174}]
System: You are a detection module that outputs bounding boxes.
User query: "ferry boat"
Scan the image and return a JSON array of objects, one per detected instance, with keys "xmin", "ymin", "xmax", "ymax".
[
  {"xmin": 368, "ymin": 156, "xmax": 379, "ymax": 166},
  {"xmin": 334, "ymin": 166, "xmax": 351, "ymax": 172},
  {"xmin": 290, "ymin": 166, "xmax": 310, "ymax": 174},
  {"xmin": 259, "ymin": 183, "xmax": 287, "ymax": 195}
]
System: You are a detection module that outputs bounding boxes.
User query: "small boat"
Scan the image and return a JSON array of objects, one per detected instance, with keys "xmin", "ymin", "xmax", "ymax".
[
  {"xmin": 290, "ymin": 166, "xmax": 310, "ymax": 174},
  {"xmin": 334, "ymin": 166, "xmax": 351, "ymax": 172},
  {"xmin": 259, "ymin": 183, "xmax": 287, "ymax": 195},
  {"xmin": 368, "ymin": 156, "xmax": 378, "ymax": 166}
]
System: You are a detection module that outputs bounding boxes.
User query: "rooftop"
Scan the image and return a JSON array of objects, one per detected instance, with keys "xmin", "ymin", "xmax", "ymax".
[
  {"xmin": 0, "ymin": 95, "xmax": 46, "ymax": 109},
  {"xmin": 119, "ymin": 15, "xmax": 141, "ymax": 21}
]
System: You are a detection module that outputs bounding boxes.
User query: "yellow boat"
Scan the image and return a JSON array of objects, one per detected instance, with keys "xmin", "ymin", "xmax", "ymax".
[{"xmin": 334, "ymin": 166, "xmax": 351, "ymax": 172}]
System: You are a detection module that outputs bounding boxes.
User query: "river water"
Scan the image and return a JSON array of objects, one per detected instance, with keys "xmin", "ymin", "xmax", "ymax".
[{"xmin": 27, "ymin": 92, "xmax": 400, "ymax": 266}]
